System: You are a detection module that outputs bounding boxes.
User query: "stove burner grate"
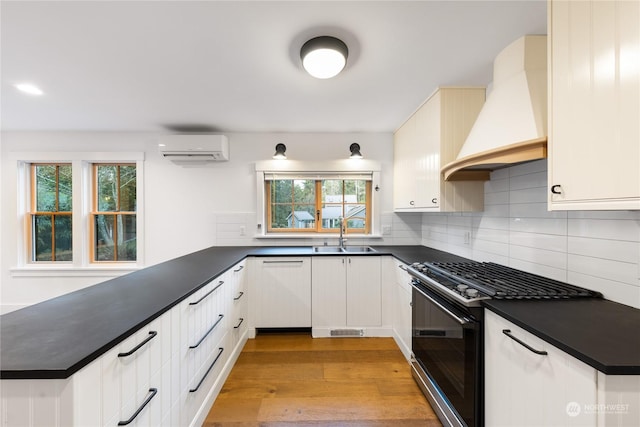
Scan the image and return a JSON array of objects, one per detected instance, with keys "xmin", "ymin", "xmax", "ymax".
[{"xmin": 424, "ymin": 262, "xmax": 602, "ymax": 300}]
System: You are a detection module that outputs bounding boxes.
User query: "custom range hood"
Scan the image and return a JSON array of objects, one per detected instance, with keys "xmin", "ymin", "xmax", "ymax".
[{"xmin": 442, "ymin": 35, "xmax": 547, "ymax": 181}]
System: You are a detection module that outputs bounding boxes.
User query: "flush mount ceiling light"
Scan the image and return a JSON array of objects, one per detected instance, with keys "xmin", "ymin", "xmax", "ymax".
[
  {"xmin": 273, "ymin": 143, "xmax": 287, "ymax": 160},
  {"xmin": 14, "ymin": 82, "xmax": 44, "ymax": 96},
  {"xmin": 300, "ymin": 36, "xmax": 349, "ymax": 79},
  {"xmin": 349, "ymin": 143, "xmax": 363, "ymax": 159}
]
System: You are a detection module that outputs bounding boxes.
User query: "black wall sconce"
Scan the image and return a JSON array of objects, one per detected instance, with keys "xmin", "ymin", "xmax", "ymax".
[
  {"xmin": 349, "ymin": 143, "xmax": 363, "ymax": 159},
  {"xmin": 273, "ymin": 143, "xmax": 287, "ymax": 159}
]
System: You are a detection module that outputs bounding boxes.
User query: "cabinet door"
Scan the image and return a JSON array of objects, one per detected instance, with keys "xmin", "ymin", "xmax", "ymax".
[
  {"xmin": 549, "ymin": 0, "xmax": 640, "ymax": 210},
  {"xmin": 393, "ymin": 114, "xmax": 418, "ymax": 210},
  {"xmin": 391, "ymin": 259, "xmax": 412, "ymax": 361},
  {"xmin": 415, "ymin": 90, "xmax": 441, "ymax": 209},
  {"xmin": 346, "ymin": 257, "xmax": 381, "ymax": 327},
  {"xmin": 312, "ymin": 257, "xmax": 347, "ymax": 327},
  {"xmin": 254, "ymin": 257, "xmax": 311, "ymax": 327},
  {"xmin": 485, "ymin": 310, "xmax": 597, "ymax": 426}
]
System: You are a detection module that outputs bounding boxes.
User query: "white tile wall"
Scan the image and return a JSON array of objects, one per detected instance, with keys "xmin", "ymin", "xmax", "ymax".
[{"xmin": 422, "ymin": 160, "xmax": 640, "ymax": 309}]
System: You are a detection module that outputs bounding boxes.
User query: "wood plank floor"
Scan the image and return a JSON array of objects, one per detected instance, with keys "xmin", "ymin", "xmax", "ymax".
[{"xmin": 204, "ymin": 332, "xmax": 442, "ymax": 426}]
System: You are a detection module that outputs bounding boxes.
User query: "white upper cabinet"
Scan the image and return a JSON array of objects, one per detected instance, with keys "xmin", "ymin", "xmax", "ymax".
[
  {"xmin": 393, "ymin": 87, "xmax": 486, "ymax": 212},
  {"xmin": 549, "ymin": 0, "xmax": 640, "ymax": 210}
]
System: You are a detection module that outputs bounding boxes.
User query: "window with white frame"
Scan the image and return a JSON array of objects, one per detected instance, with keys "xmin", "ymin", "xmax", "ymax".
[{"xmin": 15, "ymin": 153, "xmax": 144, "ymax": 271}]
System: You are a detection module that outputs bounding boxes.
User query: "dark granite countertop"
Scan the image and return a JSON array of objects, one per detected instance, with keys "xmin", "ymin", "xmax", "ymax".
[
  {"xmin": 484, "ymin": 299, "xmax": 640, "ymax": 375},
  {"xmin": 1, "ymin": 244, "xmax": 638, "ymax": 379}
]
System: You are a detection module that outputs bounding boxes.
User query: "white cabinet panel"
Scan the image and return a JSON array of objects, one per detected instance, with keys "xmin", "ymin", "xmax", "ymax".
[
  {"xmin": 252, "ymin": 257, "xmax": 312, "ymax": 328},
  {"xmin": 312, "ymin": 256, "xmax": 382, "ymax": 335},
  {"xmin": 389, "ymin": 257, "xmax": 412, "ymax": 361},
  {"xmin": 485, "ymin": 309, "xmax": 597, "ymax": 426},
  {"xmin": 549, "ymin": 0, "xmax": 640, "ymax": 210},
  {"xmin": 346, "ymin": 257, "xmax": 382, "ymax": 327},
  {"xmin": 312, "ymin": 257, "xmax": 347, "ymax": 327}
]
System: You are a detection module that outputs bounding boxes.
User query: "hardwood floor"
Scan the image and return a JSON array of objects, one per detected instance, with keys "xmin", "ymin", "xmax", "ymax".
[{"xmin": 204, "ymin": 332, "xmax": 442, "ymax": 426}]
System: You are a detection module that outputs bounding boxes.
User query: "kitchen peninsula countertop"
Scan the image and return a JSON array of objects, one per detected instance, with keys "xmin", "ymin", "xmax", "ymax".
[{"xmin": 1, "ymin": 245, "xmax": 638, "ymax": 379}]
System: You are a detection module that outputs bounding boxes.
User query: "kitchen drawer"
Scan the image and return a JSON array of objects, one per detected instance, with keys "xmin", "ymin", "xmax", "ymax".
[
  {"xmin": 180, "ymin": 332, "xmax": 230, "ymax": 426},
  {"xmin": 102, "ymin": 318, "xmax": 163, "ymax": 426}
]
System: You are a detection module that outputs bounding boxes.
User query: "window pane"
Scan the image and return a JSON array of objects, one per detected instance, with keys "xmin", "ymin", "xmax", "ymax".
[
  {"xmin": 321, "ymin": 204, "xmax": 343, "ymax": 229},
  {"xmin": 270, "ymin": 204, "xmax": 292, "ymax": 229},
  {"xmin": 293, "ymin": 179, "xmax": 315, "ymax": 204},
  {"xmin": 117, "ymin": 215, "xmax": 136, "ymax": 261},
  {"xmin": 33, "ymin": 215, "xmax": 52, "ymax": 261},
  {"xmin": 345, "ymin": 180, "xmax": 366, "ymax": 203},
  {"xmin": 291, "ymin": 205, "xmax": 315, "ymax": 229},
  {"xmin": 97, "ymin": 165, "xmax": 117, "ymax": 211},
  {"xmin": 54, "ymin": 215, "xmax": 73, "ymax": 261},
  {"xmin": 58, "ymin": 165, "xmax": 73, "ymax": 211},
  {"xmin": 322, "ymin": 180, "xmax": 343, "ymax": 203},
  {"xmin": 271, "ymin": 180, "xmax": 292, "ymax": 203},
  {"xmin": 95, "ymin": 214, "xmax": 115, "ymax": 261},
  {"xmin": 35, "ymin": 165, "xmax": 57, "ymax": 211},
  {"xmin": 346, "ymin": 218, "xmax": 365, "ymax": 229},
  {"xmin": 119, "ymin": 166, "xmax": 136, "ymax": 212}
]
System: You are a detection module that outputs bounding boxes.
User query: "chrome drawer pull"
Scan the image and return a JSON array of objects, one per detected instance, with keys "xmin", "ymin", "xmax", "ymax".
[
  {"xmin": 189, "ymin": 314, "xmax": 224, "ymax": 349},
  {"xmin": 118, "ymin": 331, "xmax": 157, "ymax": 358},
  {"xmin": 233, "ymin": 318, "xmax": 244, "ymax": 329},
  {"xmin": 233, "ymin": 291, "xmax": 244, "ymax": 301},
  {"xmin": 117, "ymin": 388, "xmax": 157, "ymax": 425},
  {"xmin": 189, "ymin": 280, "xmax": 224, "ymax": 306},
  {"xmin": 189, "ymin": 347, "xmax": 224, "ymax": 393},
  {"xmin": 502, "ymin": 329, "xmax": 548, "ymax": 355}
]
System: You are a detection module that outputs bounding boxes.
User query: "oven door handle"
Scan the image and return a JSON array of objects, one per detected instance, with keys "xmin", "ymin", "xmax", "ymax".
[{"xmin": 412, "ymin": 284, "xmax": 473, "ymax": 326}]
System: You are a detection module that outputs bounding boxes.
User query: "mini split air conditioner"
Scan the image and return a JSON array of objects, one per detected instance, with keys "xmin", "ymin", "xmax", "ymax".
[{"xmin": 158, "ymin": 135, "xmax": 229, "ymax": 162}]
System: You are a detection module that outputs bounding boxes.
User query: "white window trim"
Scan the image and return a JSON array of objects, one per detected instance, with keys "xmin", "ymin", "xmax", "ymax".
[
  {"xmin": 255, "ymin": 159, "xmax": 382, "ymax": 238},
  {"xmin": 11, "ymin": 152, "xmax": 144, "ymax": 277}
]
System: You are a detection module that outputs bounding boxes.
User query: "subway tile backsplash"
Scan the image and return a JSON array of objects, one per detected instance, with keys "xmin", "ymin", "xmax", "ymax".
[{"xmin": 421, "ymin": 159, "xmax": 640, "ymax": 309}]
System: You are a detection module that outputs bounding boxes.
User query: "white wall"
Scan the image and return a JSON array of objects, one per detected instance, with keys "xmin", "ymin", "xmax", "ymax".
[
  {"xmin": 1, "ymin": 131, "xmax": 422, "ymax": 313},
  {"xmin": 421, "ymin": 159, "xmax": 640, "ymax": 309}
]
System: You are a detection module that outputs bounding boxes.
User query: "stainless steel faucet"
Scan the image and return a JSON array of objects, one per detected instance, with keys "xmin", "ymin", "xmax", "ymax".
[{"xmin": 338, "ymin": 216, "xmax": 347, "ymax": 248}]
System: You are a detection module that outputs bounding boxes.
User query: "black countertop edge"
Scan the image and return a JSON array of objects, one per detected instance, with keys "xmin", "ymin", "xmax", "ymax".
[{"xmin": 483, "ymin": 301, "xmax": 640, "ymax": 375}]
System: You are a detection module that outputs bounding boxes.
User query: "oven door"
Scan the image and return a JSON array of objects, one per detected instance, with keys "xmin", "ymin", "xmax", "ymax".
[{"xmin": 411, "ymin": 282, "xmax": 481, "ymax": 427}]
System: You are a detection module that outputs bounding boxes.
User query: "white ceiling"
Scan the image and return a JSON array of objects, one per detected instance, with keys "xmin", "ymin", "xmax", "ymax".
[{"xmin": 1, "ymin": 1, "xmax": 547, "ymax": 133}]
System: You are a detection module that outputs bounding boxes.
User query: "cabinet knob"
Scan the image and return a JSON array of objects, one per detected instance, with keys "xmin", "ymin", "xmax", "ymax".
[
  {"xmin": 409, "ymin": 200, "xmax": 415, "ymax": 206},
  {"xmin": 551, "ymin": 185, "xmax": 562, "ymax": 194},
  {"xmin": 431, "ymin": 198, "xmax": 437, "ymax": 204}
]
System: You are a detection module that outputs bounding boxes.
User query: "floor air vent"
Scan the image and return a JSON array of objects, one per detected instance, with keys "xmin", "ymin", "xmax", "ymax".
[{"xmin": 330, "ymin": 329, "xmax": 364, "ymax": 337}]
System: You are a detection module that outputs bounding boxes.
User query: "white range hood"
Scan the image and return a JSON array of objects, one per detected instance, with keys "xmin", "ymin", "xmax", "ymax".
[{"xmin": 442, "ymin": 35, "xmax": 547, "ymax": 181}]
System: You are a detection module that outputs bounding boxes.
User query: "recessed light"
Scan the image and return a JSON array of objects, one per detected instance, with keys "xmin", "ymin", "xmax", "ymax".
[{"xmin": 14, "ymin": 83, "xmax": 44, "ymax": 96}]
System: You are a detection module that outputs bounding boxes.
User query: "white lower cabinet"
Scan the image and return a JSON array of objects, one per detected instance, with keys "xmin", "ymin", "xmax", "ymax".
[
  {"xmin": 311, "ymin": 256, "xmax": 382, "ymax": 337},
  {"xmin": 485, "ymin": 309, "xmax": 597, "ymax": 426},
  {"xmin": 248, "ymin": 257, "xmax": 312, "ymax": 329},
  {"xmin": 0, "ymin": 261, "xmax": 249, "ymax": 427},
  {"xmin": 389, "ymin": 257, "xmax": 412, "ymax": 361}
]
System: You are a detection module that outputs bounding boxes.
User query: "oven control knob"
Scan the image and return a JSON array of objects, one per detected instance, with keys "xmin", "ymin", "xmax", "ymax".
[
  {"xmin": 466, "ymin": 288, "xmax": 479, "ymax": 298},
  {"xmin": 456, "ymin": 284, "xmax": 468, "ymax": 292}
]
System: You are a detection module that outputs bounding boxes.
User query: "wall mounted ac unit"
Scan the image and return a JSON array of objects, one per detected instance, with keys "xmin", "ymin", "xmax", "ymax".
[{"xmin": 158, "ymin": 135, "xmax": 229, "ymax": 162}]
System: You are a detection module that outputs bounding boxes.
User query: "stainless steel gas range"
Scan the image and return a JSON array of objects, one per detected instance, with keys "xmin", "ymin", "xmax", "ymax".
[{"xmin": 406, "ymin": 261, "xmax": 602, "ymax": 427}]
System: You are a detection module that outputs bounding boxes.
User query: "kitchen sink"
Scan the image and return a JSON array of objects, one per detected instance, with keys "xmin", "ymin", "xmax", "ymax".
[
  {"xmin": 313, "ymin": 246, "xmax": 345, "ymax": 253},
  {"xmin": 312, "ymin": 246, "xmax": 377, "ymax": 253},
  {"xmin": 342, "ymin": 246, "xmax": 377, "ymax": 253}
]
